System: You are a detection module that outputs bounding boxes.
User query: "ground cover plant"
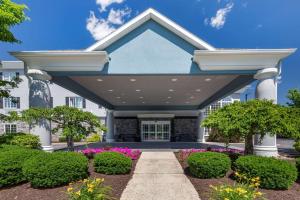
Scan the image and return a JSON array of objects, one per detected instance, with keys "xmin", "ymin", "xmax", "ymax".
[
  {"xmin": 23, "ymin": 152, "xmax": 88, "ymax": 188},
  {"xmin": 0, "ymin": 132, "xmax": 41, "ymax": 149},
  {"xmin": 94, "ymin": 152, "xmax": 132, "ymax": 175},
  {"xmin": 187, "ymin": 152, "xmax": 231, "ymax": 178}
]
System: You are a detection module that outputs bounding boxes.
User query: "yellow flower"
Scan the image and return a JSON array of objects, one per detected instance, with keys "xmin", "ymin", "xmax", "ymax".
[
  {"xmin": 88, "ymin": 188, "xmax": 94, "ymax": 193},
  {"xmin": 83, "ymin": 179, "xmax": 88, "ymax": 183},
  {"xmin": 224, "ymin": 187, "xmax": 233, "ymax": 193},
  {"xmin": 96, "ymin": 178, "xmax": 104, "ymax": 183},
  {"xmin": 255, "ymin": 191, "xmax": 262, "ymax": 196},
  {"xmin": 224, "ymin": 198, "xmax": 229, "ymax": 200},
  {"xmin": 67, "ymin": 187, "xmax": 73, "ymax": 192},
  {"xmin": 236, "ymin": 187, "xmax": 247, "ymax": 194},
  {"xmin": 75, "ymin": 191, "xmax": 81, "ymax": 196}
]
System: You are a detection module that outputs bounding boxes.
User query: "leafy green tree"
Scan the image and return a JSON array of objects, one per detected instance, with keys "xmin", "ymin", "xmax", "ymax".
[
  {"xmin": 13, "ymin": 106, "xmax": 106, "ymax": 151},
  {"xmin": 202, "ymin": 99, "xmax": 298, "ymax": 154},
  {"xmin": 287, "ymin": 88, "xmax": 300, "ymax": 108},
  {"xmin": 0, "ymin": 0, "xmax": 27, "ymax": 43}
]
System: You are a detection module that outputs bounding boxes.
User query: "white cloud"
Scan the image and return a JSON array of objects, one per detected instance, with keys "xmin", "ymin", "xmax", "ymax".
[
  {"xmin": 209, "ymin": 2, "xmax": 234, "ymax": 29},
  {"xmin": 86, "ymin": 11, "xmax": 116, "ymax": 41},
  {"xmin": 86, "ymin": 7, "xmax": 131, "ymax": 40},
  {"xmin": 108, "ymin": 8, "xmax": 131, "ymax": 25},
  {"xmin": 96, "ymin": 0, "xmax": 125, "ymax": 12}
]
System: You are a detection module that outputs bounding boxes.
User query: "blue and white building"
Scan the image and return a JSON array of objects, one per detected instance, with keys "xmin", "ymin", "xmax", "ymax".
[{"xmin": 7, "ymin": 9, "xmax": 296, "ymax": 156}]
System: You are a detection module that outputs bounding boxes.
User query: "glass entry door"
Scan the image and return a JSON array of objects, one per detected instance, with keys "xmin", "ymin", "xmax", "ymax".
[{"xmin": 141, "ymin": 121, "xmax": 171, "ymax": 141}]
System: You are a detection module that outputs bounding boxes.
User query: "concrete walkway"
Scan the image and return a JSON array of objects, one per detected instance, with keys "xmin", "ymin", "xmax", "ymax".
[{"xmin": 120, "ymin": 152, "xmax": 200, "ymax": 200}]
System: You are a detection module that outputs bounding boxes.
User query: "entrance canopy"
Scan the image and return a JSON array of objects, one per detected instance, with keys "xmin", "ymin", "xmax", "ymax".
[{"xmin": 11, "ymin": 8, "xmax": 296, "ymax": 111}]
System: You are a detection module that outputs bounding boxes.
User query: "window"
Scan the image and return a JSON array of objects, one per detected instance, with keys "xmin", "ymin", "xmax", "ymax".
[
  {"xmin": 3, "ymin": 97, "xmax": 19, "ymax": 109},
  {"xmin": 2, "ymin": 72, "xmax": 17, "ymax": 81},
  {"xmin": 67, "ymin": 97, "xmax": 85, "ymax": 108},
  {"xmin": 5, "ymin": 124, "xmax": 17, "ymax": 133}
]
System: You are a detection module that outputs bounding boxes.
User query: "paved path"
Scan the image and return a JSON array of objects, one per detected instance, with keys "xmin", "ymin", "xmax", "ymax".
[{"xmin": 120, "ymin": 152, "xmax": 200, "ymax": 200}]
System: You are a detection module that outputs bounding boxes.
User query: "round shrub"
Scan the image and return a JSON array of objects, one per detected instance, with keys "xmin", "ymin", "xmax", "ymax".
[
  {"xmin": 187, "ymin": 152, "xmax": 231, "ymax": 178},
  {"xmin": 23, "ymin": 152, "xmax": 88, "ymax": 188},
  {"xmin": 0, "ymin": 147, "xmax": 42, "ymax": 187},
  {"xmin": 94, "ymin": 152, "xmax": 132, "ymax": 175},
  {"xmin": 293, "ymin": 141, "xmax": 300, "ymax": 152},
  {"xmin": 235, "ymin": 155, "xmax": 297, "ymax": 189}
]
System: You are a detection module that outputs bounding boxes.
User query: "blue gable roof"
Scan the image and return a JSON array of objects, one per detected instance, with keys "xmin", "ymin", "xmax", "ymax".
[{"xmin": 103, "ymin": 19, "xmax": 199, "ymax": 74}]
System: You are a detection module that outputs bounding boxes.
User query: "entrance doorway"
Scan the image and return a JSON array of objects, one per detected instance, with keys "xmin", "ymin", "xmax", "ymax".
[{"xmin": 141, "ymin": 121, "xmax": 171, "ymax": 141}]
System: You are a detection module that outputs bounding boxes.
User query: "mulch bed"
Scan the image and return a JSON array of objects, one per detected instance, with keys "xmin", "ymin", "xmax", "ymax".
[
  {"xmin": 0, "ymin": 158, "xmax": 138, "ymax": 200},
  {"xmin": 174, "ymin": 152, "xmax": 300, "ymax": 200}
]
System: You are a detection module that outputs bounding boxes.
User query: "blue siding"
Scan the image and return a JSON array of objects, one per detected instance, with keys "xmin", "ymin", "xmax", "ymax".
[{"xmin": 103, "ymin": 20, "xmax": 200, "ymax": 74}]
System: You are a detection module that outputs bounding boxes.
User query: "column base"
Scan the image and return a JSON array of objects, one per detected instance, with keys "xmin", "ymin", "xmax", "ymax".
[
  {"xmin": 253, "ymin": 145, "xmax": 278, "ymax": 157},
  {"xmin": 197, "ymin": 139, "xmax": 206, "ymax": 143},
  {"xmin": 42, "ymin": 145, "xmax": 54, "ymax": 152},
  {"xmin": 106, "ymin": 139, "xmax": 115, "ymax": 143}
]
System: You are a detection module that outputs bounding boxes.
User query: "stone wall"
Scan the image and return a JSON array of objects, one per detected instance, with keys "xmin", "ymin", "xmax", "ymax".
[
  {"xmin": 173, "ymin": 117, "xmax": 198, "ymax": 142},
  {"xmin": 115, "ymin": 118, "xmax": 139, "ymax": 141}
]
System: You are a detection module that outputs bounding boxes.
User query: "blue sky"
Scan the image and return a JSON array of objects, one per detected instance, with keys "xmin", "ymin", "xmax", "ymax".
[{"xmin": 1, "ymin": 0, "xmax": 299, "ymax": 104}]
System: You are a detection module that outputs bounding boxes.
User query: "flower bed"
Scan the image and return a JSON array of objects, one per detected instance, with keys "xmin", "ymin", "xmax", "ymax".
[{"xmin": 80, "ymin": 147, "xmax": 141, "ymax": 160}]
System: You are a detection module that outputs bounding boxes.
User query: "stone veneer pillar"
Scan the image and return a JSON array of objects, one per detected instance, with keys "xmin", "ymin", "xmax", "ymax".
[
  {"xmin": 28, "ymin": 69, "xmax": 53, "ymax": 152},
  {"xmin": 106, "ymin": 109, "xmax": 115, "ymax": 142},
  {"xmin": 197, "ymin": 110, "xmax": 206, "ymax": 142},
  {"xmin": 253, "ymin": 68, "xmax": 278, "ymax": 157}
]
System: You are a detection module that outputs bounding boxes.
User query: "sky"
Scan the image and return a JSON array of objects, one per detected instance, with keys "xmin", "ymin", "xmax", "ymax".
[{"xmin": 1, "ymin": 0, "xmax": 299, "ymax": 105}]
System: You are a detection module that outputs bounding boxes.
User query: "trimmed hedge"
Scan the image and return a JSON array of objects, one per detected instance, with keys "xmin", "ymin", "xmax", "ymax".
[
  {"xmin": 23, "ymin": 152, "xmax": 88, "ymax": 188},
  {"xmin": 0, "ymin": 133, "xmax": 41, "ymax": 149},
  {"xmin": 295, "ymin": 158, "xmax": 300, "ymax": 178},
  {"xmin": 94, "ymin": 152, "xmax": 132, "ymax": 175},
  {"xmin": 0, "ymin": 147, "xmax": 42, "ymax": 187},
  {"xmin": 235, "ymin": 156, "xmax": 297, "ymax": 189},
  {"xmin": 187, "ymin": 152, "xmax": 231, "ymax": 178}
]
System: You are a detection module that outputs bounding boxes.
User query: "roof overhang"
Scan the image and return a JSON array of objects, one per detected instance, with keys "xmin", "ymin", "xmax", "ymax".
[
  {"xmin": 86, "ymin": 8, "xmax": 215, "ymax": 51},
  {"xmin": 10, "ymin": 51, "xmax": 108, "ymax": 71},
  {"xmin": 193, "ymin": 49, "xmax": 297, "ymax": 71}
]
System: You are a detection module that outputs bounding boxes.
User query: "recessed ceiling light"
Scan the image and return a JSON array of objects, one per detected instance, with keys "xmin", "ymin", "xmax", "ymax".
[
  {"xmin": 130, "ymin": 78, "xmax": 136, "ymax": 82},
  {"xmin": 136, "ymin": 89, "xmax": 141, "ymax": 92},
  {"xmin": 139, "ymin": 97, "xmax": 144, "ymax": 99},
  {"xmin": 96, "ymin": 78, "xmax": 103, "ymax": 82},
  {"xmin": 171, "ymin": 78, "xmax": 178, "ymax": 82},
  {"xmin": 142, "ymin": 101, "xmax": 145, "ymax": 104},
  {"xmin": 196, "ymin": 89, "xmax": 201, "ymax": 92},
  {"xmin": 190, "ymin": 96, "xmax": 195, "ymax": 99},
  {"xmin": 165, "ymin": 101, "xmax": 170, "ymax": 104},
  {"xmin": 108, "ymin": 89, "xmax": 113, "ymax": 92},
  {"xmin": 205, "ymin": 78, "xmax": 212, "ymax": 82},
  {"xmin": 116, "ymin": 96, "xmax": 121, "ymax": 99},
  {"xmin": 167, "ymin": 96, "xmax": 172, "ymax": 99},
  {"xmin": 169, "ymin": 89, "xmax": 175, "ymax": 92},
  {"xmin": 185, "ymin": 101, "xmax": 190, "ymax": 104},
  {"xmin": 122, "ymin": 101, "xmax": 126, "ymax": 104}
]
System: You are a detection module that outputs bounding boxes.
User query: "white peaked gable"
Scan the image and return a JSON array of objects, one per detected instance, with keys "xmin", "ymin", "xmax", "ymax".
[{"xmin": 86, "ymin": 8, "xmax": 215, "ymax": 51}]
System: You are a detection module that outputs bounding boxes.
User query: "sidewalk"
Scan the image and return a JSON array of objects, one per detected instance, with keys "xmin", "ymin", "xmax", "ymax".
[{"xmin": 120, "ymin": 152, "xmax": 200, "ymax": 200}]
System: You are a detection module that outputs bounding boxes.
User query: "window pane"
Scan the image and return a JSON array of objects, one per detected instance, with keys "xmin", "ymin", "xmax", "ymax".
[
  {"xmin": 69, "ymin": 97, "xmax": 83, "ymax": 108},
  {"xmin": 3, "ymin": 98, "xmax": 17, "ymax": 108},
  {"xmin": 3, "ymin": 72, "xmax": 16, "ymax": 81}
]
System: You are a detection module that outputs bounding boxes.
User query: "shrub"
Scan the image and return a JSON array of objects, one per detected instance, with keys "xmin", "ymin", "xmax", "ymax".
[
  {"xmin": 0, "ymin": 132, "xmax": 41, "ymax": 149},
  {"xmin": 59, "ymin": 136, "xmax": 82, "ymax": 142},
  {"xmin": 23, "ymin": 152, "xmax": 88, "ymax": 188},
  {"xmin": 187, "ymin": 152, "xmax": 231, "ymax": 178},
  {"xmin": 0, "ymin": 147, "xmax": 42, "ymax": 187},
  {"xmin": 86, "ymin": 133, "xmax": 101, "ymax": 143},
  {"xmin": 94, "ymin": 152, "xmax": 132, "ymax": 175},
  {"xmin": 67, "ymin": 178, "xmax": 112, "ymax": 200},
  {"xmin": 293, "ymin": 141, "xmax": 300, "ymax": 152},
  {"xmin": 81, "ymin": 147, "xmax": 141, "ymax": 160},
  {"xmin": 296, "ymin": 158, "xmax": 300, "ymax": 177},
  {"xmin": 235, "ymin": 156, "xmax": 297, "ymax": 189}
]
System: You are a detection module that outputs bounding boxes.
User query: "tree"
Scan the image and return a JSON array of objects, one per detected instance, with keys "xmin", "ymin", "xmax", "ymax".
[
  {"xmin": 14, "ymin": 106, "xmax": 106, "ymax": 151},
  {"xmin": 202, "ymin": 99, "xmax": 298, "ymax": 155},
  {"xmin": 287, "ymin": 88, "xmax": 300, "ymax": 108},
  {"xmin": 0, "ymin": 0, "xmax": 28, "ymax": 43}
]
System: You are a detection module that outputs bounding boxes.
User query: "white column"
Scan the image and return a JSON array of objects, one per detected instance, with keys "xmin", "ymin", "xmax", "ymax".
[
  {"xmin": 253, "ymin": 68, "xmax": 278, "ymax": 157},
  {"xmin": 28, "ymin": 69, "xmax": 53, "ymax": 152},
  {"xmin": 106, "ymin": 109, "xmax": 115, "ymax": 142},
  {"xmin": 197, "ymin": 110, "xmax": 206, "ymax": 142}
]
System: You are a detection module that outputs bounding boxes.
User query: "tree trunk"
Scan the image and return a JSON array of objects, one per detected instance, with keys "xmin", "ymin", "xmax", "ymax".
[
  {"xmin": 244, "ymin": 134, "xmax": 254, "ymax": 155},
  {"xmin": 67, "ymin": 135, "xmax": 74, "ymax": 151}
]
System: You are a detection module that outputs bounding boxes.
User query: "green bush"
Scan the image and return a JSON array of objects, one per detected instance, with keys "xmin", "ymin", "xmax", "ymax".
[
  {"xmin": 293, "ymin": 141, "xmax": 300, "ymax": 152},
  {"xmin": 187, "ymin": 152, "xmax": 231, "ymax": 178},
  {"xmin": 23, "ymin": 152, "xmax": 88, "ymax": 188},
  {"xmin": 295, "ymin": 158, "xmax": 300, "ymax": 178},
  {"xmin": 86, "ymin": 133, "xmax": 101, "ymax": 142},
  {"xmin": 94, "ymin": 152, "xmax": 132, "ymax": 175},
  {"xmin": 0, "ymin": 147, "xmax": 42, "ymax": 187},
  {"xmin": 0, "ymin": 133, "xmax": 41, "ymax": 149},
  {"xmin": 235, "ymin": 156, "xmax": 297, "ymax": 189},
  {"xmin": 59, "ymin": 136, "xmax": 82, "ymax": 142}
]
